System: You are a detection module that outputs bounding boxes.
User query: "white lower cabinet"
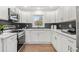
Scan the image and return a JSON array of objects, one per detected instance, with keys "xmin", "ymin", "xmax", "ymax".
[
  {"xmin": 25, "ymin": 30, "xmax": 51, "ymax": 44},
  {"xmin": 61, "ymin": 35, "xmax": 76, "ymax": 52},
  {"xmin": 55, "ymin": 32, "xmax": 62, "ymax": 52},
  {"xmin": 52, "ymin": 31, "xmax": 76, "ymax": 52},
  {"xmin": 51, "ymin": 31, "xmax": 60, "ymax": 51},
  {"xmin": 25, "ymin": 30, "xmax": 31, "ymax": 43},
  {"xmin": 4, "ymin": 35, "xmax": 17, "ymax": 52},
  {"xmin": 54, "ymin": 35, "xmax": 58, "ymax": 51},
  {"xmin": 38, "ymin": 30, "xmax": 51, "ymax": 44},
  {"xmin": 30, "ymin": 31, "xmax": 39, "ymax": 44},
  {"xmin": 51, "ymin": 31, "xmax": 56, "ymax": 49},
  {"xmin": 67, "ymin": 38, "xmax": 76, "ymax": 52},
  {"xmin": 0, "ymin": 39, "xmax": 2, "ymax": 52},
  {"xmin": 61, "ymin": 35, "xmax": 69, "ymax": 52},
  {"xmin": 25, "ymin": 30, "xmax": 38, "ymax": 44}
]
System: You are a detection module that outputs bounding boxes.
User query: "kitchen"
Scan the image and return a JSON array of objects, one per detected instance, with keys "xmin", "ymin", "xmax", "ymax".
[{"xmin": 0, "ymin": 6, "xmax": 78, "ymax": 52}]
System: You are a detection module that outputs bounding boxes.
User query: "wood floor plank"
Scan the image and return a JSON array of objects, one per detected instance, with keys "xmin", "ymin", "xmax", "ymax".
[{"xmin": 20, "ymin": 44, "xmax": 56, "ymax": 52}]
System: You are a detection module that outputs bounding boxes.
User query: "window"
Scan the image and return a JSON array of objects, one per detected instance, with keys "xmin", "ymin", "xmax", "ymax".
[{"xmin": 32, "ymin": 15, "xmax": 44, "ymax": 27}]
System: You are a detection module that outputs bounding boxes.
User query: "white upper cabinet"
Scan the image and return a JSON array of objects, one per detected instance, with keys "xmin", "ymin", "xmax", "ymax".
[
  {"xmin": 56, "ymin": 7, "xmax": 63, "ymax": 23},
  {"xmin": 63, "ymin": 6, "xmax": 76, "ymax": 22},
  {"xmin": 21, "ymin": 12, "xmax": 28, "ymax": 23},
  {"xmin": 10, "ymin": 7, "xmax": 17, "ymax": 13},
  {"xmin": 56, "ymin": 6, "xmax": 76, "ymax": 23},
  {"xmin": 16, "ymin": 6, "xmax": 77, "ymax": 23},
  {"xmin": 56, "ymin": 7, "xmax": 65, "ymax": 23},
  {"xmin": 76, "ymin": 6, "xmax": 79, "ymax": 29},
  {"xmin": 44, "ymin": 11, "xmax": 56, "ymax": 23},
  {"xmin": 0, "ymin": 7, "xmax": 8, "ymax": 20},
  {"xmin": 68, "ymin": 6, "xmax": 76, "ymax": 20},
  {"xmin": 19, "ymin": 11, "xmax": 32, "ymax": 23}
]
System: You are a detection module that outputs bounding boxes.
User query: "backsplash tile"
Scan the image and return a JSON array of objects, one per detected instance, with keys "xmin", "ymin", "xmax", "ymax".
[
  {"xmin": 57, "ymin": 21, "xmax": 76, "ymax": 29},
  {"xmin": 45, "ymin": 23, "xmax": 52, "ymax": 28},
  {"xmin": 13, "ymin": 23, "xmax": 32, "ymax": 29}
]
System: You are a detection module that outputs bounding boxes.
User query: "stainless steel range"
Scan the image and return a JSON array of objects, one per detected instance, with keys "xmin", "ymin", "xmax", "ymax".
[{"xmin": 10, "ymin": 30, "xmax": 25, "ymax": 51}]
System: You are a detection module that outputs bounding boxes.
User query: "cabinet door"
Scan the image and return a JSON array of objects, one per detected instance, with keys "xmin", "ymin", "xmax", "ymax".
[
  {"xmin": 25, "ymin": 30, "xmax": 31, "ymax": 43},
  {"xmin": 0, "ymin": 7, "xmax": 8, "ymax": 20},
  {"xmin": 54, "ymin": 33, "xmax": 58, "ymax": 51},
  {"xmin": 62, "ymin": 7, "xmax": 68, "ymax": 22},
  {"xmin": 44, "ymin": 11, "xmax": 55, "ymax": 23},
  {"xmin": 21, "ymin": 12, "xmax": 32, "ymax": 23},
  {"xmin": 21, "ymin": 12, "xmax": 27, "ymax": 23},
  {"xmin": 61, "ymin": 35, "xmax": 69, "ymax": 52},
  {"xmin": 44, "ymin": 12, "xmax": 50, "ymax": 23},
  {"xmin": 0, "ymin": 39, "xmax": 2, "ymax": 52},
  {"xmin": 59, "ymin": 7, "xmax": 64, "ymax": 22},
  {"xmin": 6, "ymin": 35, "xmax": 17, "ymax": 52},
  {"xmin": 50, "ymin": 31, "xmax": 59, "ymax": 51},
  {"xmin": 70, "ymin": 7, "xmax": 76, "ymax": 20},
  {"xmin": 38, "ymin": 30, "xmax": 51, "ymax": 44},
  {"xmin": 56, "ymin": 7, "xmax": 64, "ymax": 23},
  {"xmin": 30, "ymin": 31, "xmax": 38, "ymax": 44},
  {"xmin": 56, "ymin": 10, "xmax": 60, "ymax": 23},
  {"xmin": 55, "ymin": 32, "xmax": 69, "ymax": 52},
  {"xmin": 51, "ymin": 30, "xmax": 56, "ymax": 46},
  {"xmin": 64, "ymin": 6, "xmax": 76, "ymax": 22},
  {"xmin": 50, "ymin": 11, "xmax": 56, "ymax": 23},
  {"xmin": 67, "ymin": 38, "xmax": 76, "ymax": 52},
  {"xmin": 55, "ymin": 33, "xmax": 62, "ymax": 52},
  {"xmin": 48, "ymin": 11, "xmax": 56, "ymax": 23}
]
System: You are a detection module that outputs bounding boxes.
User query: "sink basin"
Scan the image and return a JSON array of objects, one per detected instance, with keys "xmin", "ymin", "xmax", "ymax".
[{"xmin": 61, "ymin": 31, "xmax": 76, "ymax": 35}]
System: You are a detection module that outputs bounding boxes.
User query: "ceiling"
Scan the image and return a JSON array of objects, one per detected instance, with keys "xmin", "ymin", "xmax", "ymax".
[{"xmin": 16, "ymin": 6, "xmax": 59, "ymax": 11}]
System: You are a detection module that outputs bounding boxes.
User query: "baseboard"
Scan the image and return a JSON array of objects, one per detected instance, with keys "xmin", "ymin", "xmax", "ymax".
[
  {"xmin": 51, "ymin": 43, "xmax": 57, "ymax": 52},
  {"xmin": 25, "ymin": 42, "xmax": 51, "ymax": 44}
]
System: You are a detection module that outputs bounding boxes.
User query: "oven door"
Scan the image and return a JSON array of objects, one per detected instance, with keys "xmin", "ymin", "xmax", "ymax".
[
  {"xmin": 18, "ymin": 35, "xmax": 25, "ymax": 44},
  {"xmin": 17, "ymin": 34, "xmax": 25, "ymax": 51}
]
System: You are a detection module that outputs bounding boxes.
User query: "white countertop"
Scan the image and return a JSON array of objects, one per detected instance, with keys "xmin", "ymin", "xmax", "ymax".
[
  {"xmin": 25, "ymin": 28, "xmax": 76, "ymax": 39},
  {"xmin": 0, "ymin": 33, "xmax": 17, "ymax": 39},
  {"xmin": 25, "ymin": 29, "xmax": 52, "ymax": 31},
  {"xmin": 53, "ymin": 29, "xmax": 76, "ymax": 40}
]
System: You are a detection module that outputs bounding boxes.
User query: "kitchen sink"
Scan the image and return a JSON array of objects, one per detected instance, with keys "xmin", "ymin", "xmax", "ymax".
[{"xmin": 61, "ymin": 31, "xmax": 76, "ymax": 35}]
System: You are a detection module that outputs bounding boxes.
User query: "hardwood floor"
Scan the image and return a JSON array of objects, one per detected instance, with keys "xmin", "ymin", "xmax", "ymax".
[{"xmin": 20, "ymin": 44, "xmax": 56, "ymax": 52}]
